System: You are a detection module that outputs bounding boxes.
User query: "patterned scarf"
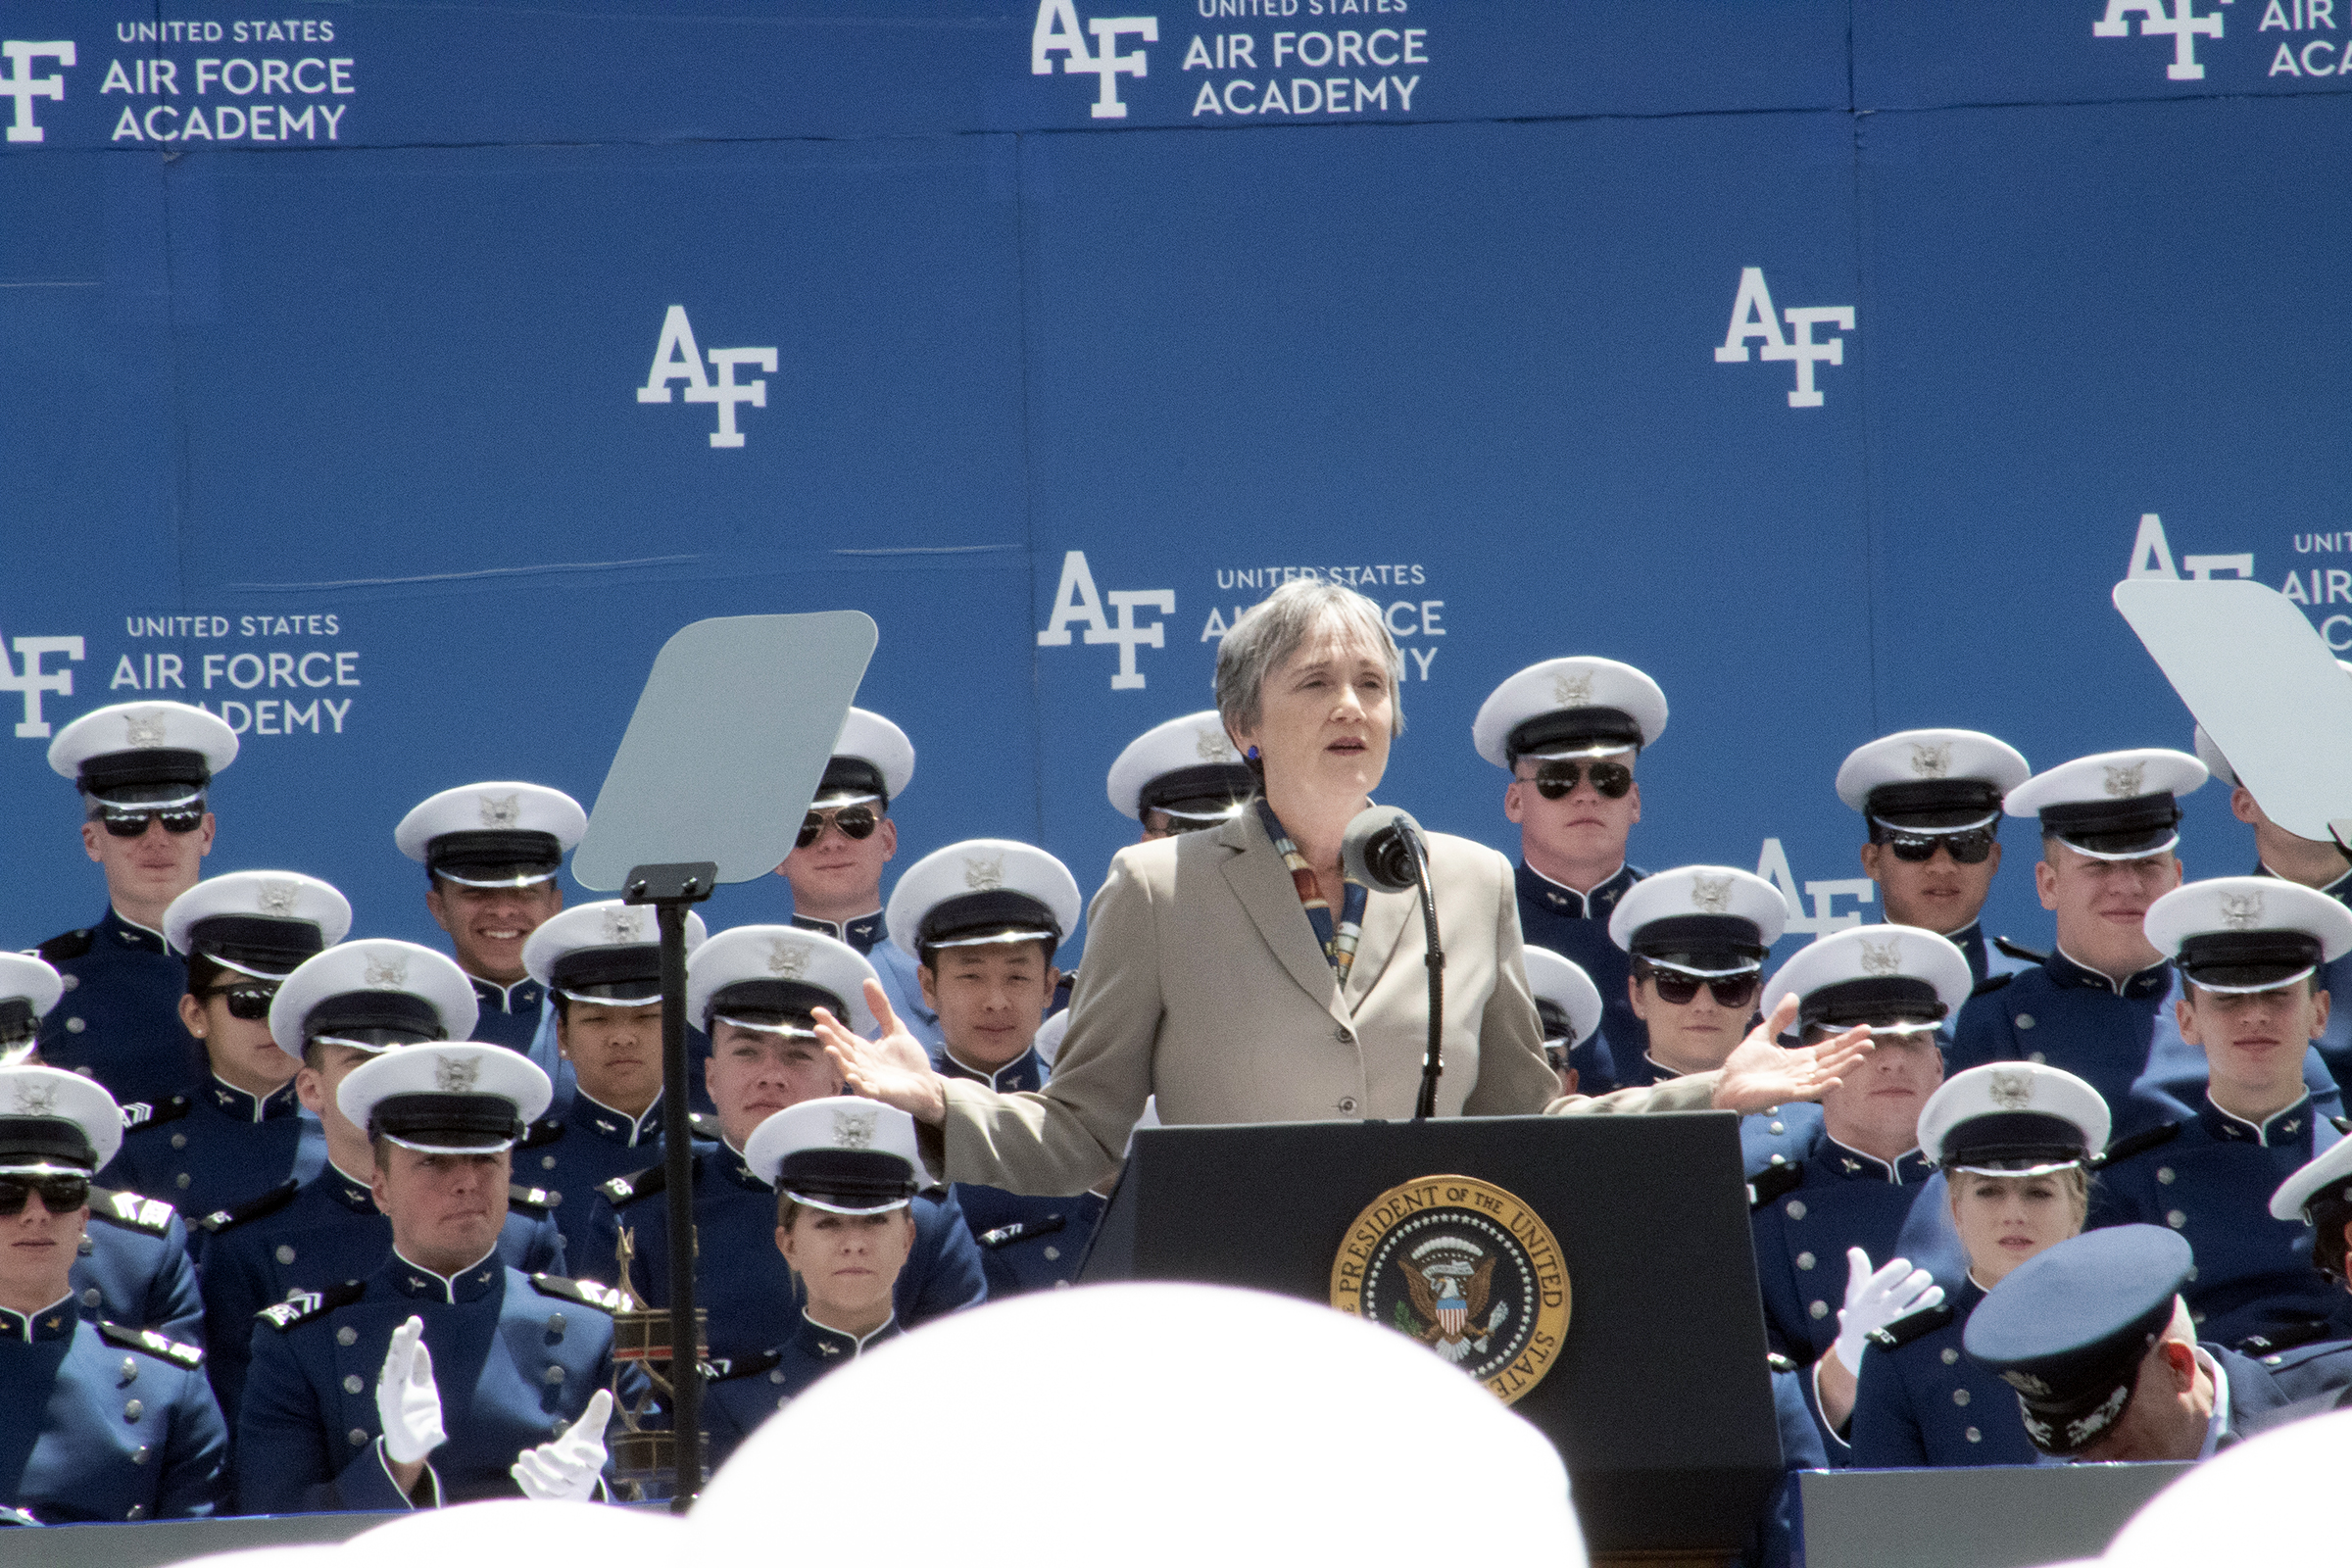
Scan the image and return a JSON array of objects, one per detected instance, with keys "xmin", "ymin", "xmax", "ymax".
[{"xmin": 1255, "ymin": 800, "xmax": 1369, "ymax": 985}]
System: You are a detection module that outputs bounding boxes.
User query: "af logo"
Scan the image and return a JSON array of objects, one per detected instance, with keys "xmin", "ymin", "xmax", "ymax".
[
  {"xmin": 1, "ymin": 41, "xmax": 75, "ymax": 143},
  {"xmin": 1037, "ymin": 550, "xmax": 1176, "ymax": 691},
  {"xmin": 636, "ymin": 305, "xmax": 780, "ymax": 450},
  {"xmin": 1332, "ymin": 1175, "xmax": 1570, "ymax": 1404},
  {"xmin": 2093, "ymin": 1, "xmax": 2223, "ymax": 82},
  {"xmin": 1715, "ymin": 268, "xmax": 1855, "ymax": 409},
  {"xmin": 0, "ymin": 630, "xmax": 84, "ymax": 739},
  {"xmin": 1033, "ymin": 0, "xmax": 1159, "ymax": 120}
]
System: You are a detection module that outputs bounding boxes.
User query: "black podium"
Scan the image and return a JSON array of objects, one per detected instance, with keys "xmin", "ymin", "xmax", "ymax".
[{"xmin": 1080, "ymin": 1112, "xmax": 1780, "ymax": 1565}]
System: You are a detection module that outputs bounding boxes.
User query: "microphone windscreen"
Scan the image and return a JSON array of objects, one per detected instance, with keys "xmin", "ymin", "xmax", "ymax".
[{"xmin": 1343, "ymin": 806, "xmax": 1425, "ymax": 892}]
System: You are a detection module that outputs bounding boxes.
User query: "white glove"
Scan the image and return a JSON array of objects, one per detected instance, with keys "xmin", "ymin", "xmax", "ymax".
[
  {"xmin": 511, "ymin": 1389, "xmax": 614, "ymax": 1502},
  {"xmin": 1831, "ymin": 1247, "xmax": 1943, "ymax": 1376},
  {"xmin": 375, "ymin": 1314, "xmax": 447, "ymax": 1465}
]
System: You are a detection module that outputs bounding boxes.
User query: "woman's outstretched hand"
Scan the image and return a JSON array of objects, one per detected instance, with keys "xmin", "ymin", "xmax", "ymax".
[
  {"xmin": 816, "ymin": 978, "xmax": 950, "ymax": 1127},
  {"xmin": 1710, "ymin": 995, "xmax": 1874, "ymax": 1113}
]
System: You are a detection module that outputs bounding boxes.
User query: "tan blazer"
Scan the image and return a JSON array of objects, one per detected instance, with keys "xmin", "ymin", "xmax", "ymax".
[{"xmin": 938, "ymin": 808, "xmax": 1716, "ymax": 1196}]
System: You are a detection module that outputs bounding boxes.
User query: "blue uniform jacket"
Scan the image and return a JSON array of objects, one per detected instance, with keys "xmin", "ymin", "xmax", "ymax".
[
  {"xmin": 1943, "ymin": 920, "xmax": 2034, "ymax": 990},
  {"xmin": 196, "ymin": 1162, "xmax": 566, "ymax": 1437},
  {"xmin": 236, "ymin": 1255, "xmax": 618, "ymax": 1514},
  {"xmin": 0, "ymin": 1298, "xmax": 223, "ymax": 1522},
  {"xmin": 2242, "ymin": 1332, "xmax": 2352, "ymax": 1402},
  {"xmin": 1848, "ymin": 1280, "xmax": 2043, "ymax": 1469},
  {"xmin": 792, "ymin": 912, "xmax": 945, "ymax": 1056},
  {"xmin": 76, "ymin": 1188, "xmax": 202, "ymax": 1345},
  {"xmin": 2089, "ymin": 1095, "xmax": 2350, "ymax": 1349},
  {"xmin": 1748, "ymin": 1133, "xmax": 1965, "ymax": 1366},
  {"xmin": 35, "ymin": 908, "xmax": 204, "ymax": 1106},
  {"xmin": 104, "ymin": 1077, "xmax": 327, "ymax": 1255},
  {"xmin": 1516, "ymin": 861, "xmax": 1646, "ymax": 1093},
  {"xmin": 937, "ymin": 1048, "xmax": 1103, "ymax": 1296},
  {"xmin": 704, "ymin": 1312, "xmax": 900, "ymax": 1472},
  {"xmin": 582, "ymin": 1135, "xmax": 985, "ymax": 1366},
  {"xmin": 517, "ymin": 1092, "xmax": 677, "ymax": 1268}
]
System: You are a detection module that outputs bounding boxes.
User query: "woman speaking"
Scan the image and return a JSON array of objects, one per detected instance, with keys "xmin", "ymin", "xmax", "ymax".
[{"xmin": 821, "ymin": 580, "xmax": 1870, "ymax": 1197}]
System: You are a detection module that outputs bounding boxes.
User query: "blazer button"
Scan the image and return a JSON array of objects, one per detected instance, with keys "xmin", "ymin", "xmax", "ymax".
[
  {"xmin": 1335, "ymin": 1026, "xmax": 1353, "ymax": 1044},
  {"xmin": 1337, "ymin": 1098, "xmax": 1357, "ymax": 1114}
]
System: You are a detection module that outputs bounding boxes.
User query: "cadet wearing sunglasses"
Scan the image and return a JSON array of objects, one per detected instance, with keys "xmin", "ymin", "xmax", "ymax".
[
  {"xmin": 36, "ymin": 703, "xmax": 239, "ymax": 1107},
  {"xmin": 1607, "ymin": 866, "xmax": 1787, "ymax": 1084},
  {"xmin": 1473, "ymin": 657, "xmax": 1670, "ymax": 1095}
]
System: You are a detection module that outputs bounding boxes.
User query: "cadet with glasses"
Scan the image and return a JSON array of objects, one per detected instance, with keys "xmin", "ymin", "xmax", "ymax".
[
  {"xmin": 104, "ymin": 872, "xmax": 349, "ymax": 1237},
  {"xmin": 1107, "ymin": 712, "xmax": 1258, "ymax": 842},
  {"xmin": 0, "ymin": 1064, "xmax": 224, "ymax": 1523},
  {"xmin": 1474, "ymin": 657, "xmax": 1668, "ymax": 1093},
  {"xmin": 1605, "ymin": 866, "xmax": 1785, "ymax": 1088},
  {"xmin": 1847, "ymin": 1061, "xmax": 2106, "ymax": 1468},
  {"xmin": 1837, "ymin": 729, "xmax": 2035, "ymax": 987},
  {"xmin": 38, "ymin": 702, "xmax": 239, "ymax": 1105}
]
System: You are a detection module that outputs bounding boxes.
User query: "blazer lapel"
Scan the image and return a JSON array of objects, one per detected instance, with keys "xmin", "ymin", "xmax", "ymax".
[
  {"xmin": 1344, "ymin": 881, "xmax": 1414, "ymax": 1012},
  {"xmin": 1217, "ymin": 811, "xmax": 1344, "ymax": 1016}
]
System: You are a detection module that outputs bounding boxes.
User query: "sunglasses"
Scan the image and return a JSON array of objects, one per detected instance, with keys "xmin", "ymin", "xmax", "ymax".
[
  {"xmin": 98, "ymin": 807, "xmax": 206, "ymax": 838},
  {"xmin": 1529, "ymin": 760, "xmax": 1634, "ymax": 801},
  {"xmin": 0, "ymin": 1175, "xmax": 90, "ymax": 1216},
  {"xmin": 1885, "ymin": 828, "xmax": 1996, "ymax": 865},
  {"xmin": 796, "ymin": 805, "xmax": 880, "ymax": 850},
  {"xmin": 1641, "ymin": 970, "xmax": 1760, "ymax": 1009},
  {"xmin": 202, "ymin": 984, "xmax": 280, "ymax": 1020}
]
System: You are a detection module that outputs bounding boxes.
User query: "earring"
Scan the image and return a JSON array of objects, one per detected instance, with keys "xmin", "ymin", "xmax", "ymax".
[{"xmin": 1246, "ymin": 746, "xmax": 1260, "ymax": 760}]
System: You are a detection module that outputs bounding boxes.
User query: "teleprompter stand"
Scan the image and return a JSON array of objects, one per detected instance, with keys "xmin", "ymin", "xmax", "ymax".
[{"xmin": 1080, "ymin": 1111, "xmax": 1780, "ymax": 1567}]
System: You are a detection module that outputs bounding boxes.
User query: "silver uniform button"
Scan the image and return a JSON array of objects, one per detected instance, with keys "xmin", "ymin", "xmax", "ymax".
[
  {"xmin": 131, "ymin": 1445, "xmax": 150, "ymax": 1465},
  {"xmin": 276, "ymin": 1245, "xmax": 297, "ymax": 1265},
  {"xmin": 1809, "ymin": 1300, "xmax": 1829, "ymax": 1320},
  {"xmin": 2027, "ymin": 1052, "xmax": 2046, "ymax": 1064},
  {"xmin": 2015, "ymin": 1014, "xmax": 2034, "ymax": 1030},
  {"xmin": 173, "ymin": 1173, "xmax": 190, "ymax": 1190},
  {"xmin": 343, "ymin": 1375, "xmax": 365, "ymax": 1396},
  {"xmin": 1768, "ymin": 1121, "xmax": 1785, "ymax": 1134},
  {"xmin": 545, "ymin": 1364, "xmax": 565, "ymax": 1384},
  {"xmin": 60, "ymin": 975, "xmax": 77, "ymax": 991},
  {"xmin": 542, "ymin": 1155, "xmax": 558, "ymax": 1170},
  {"xmin": 1044, "ymin": 1246, "xmax": 1061, "ymax": 1261},
  {"xmin": 171, "ymin": 1135, "xmax": 187, "ymax": 1150},
  {"xmin": 1952, "ymin": 1389, "xmax": 1971, "ymax": 1406},
  {"xmin": 1941, "ymin": 1348, "xmax": 1959, "ymax": 1365},
  {"xmin": 122, "ymin": 1399, "xmax": 143, "ymax": 1423},
  {"xmin": 1786, "ymin": 1200, "xmax": 1807, "ymax": 1220},
  {"xmin": 79, "ymin": 1288, "xmax": 101, "ymax": 1307},
  {"xmin": 125, "ymin": 1506, "xmax": 146, "ymax": 1521},
  {"xmin": 65, "ymin": 1017, "xmax": 85, "ymax": 1034},
  {"xmin": 1965, "ymin": 1427, "xmax": 1982, "ymax": 1444},
  {"xmin": 349, "ymin": 1428, "xmax": 369, "ymax": 1447},
  {"xmin": 2166, "ymin": 1210, "xmax": 2186, "ymax": 1229},
  {"xmin": 337, "ymin": 1327, "xmax": 359, "ymax": 1347},
  {"xmin": 1795, "ymin": 1252, "xmax": 1815, "ymax": 1271},
  {"xmin": 2157, "ymin": 1167, "xmax": 2175, "ymax": 1185},
  {"xmin": 769, "ymin": 1369, "xmax": 785, "ymax": 1384}
]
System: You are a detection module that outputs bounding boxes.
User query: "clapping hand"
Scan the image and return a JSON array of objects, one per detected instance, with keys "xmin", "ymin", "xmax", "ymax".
[{"xmin": 512, "ymin": 1389, "xmax": 614, "ymax": 1502}]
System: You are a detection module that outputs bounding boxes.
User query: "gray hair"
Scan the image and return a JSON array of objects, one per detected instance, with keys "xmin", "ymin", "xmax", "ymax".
[{"xmin": 1214, "ymin": 579, "xmax": 1406, "ymax": 753}]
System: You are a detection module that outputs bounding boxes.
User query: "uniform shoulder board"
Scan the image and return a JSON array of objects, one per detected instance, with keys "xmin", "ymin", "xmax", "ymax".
[
  {"xmin": 95, "ymin": 1320, "xmax": 204, "ymax": 1369},
  {"xmin": 688, "ymin": 1112, "xmax": 725, "ymax": 1143},
  {"xmin": 1747, "ymin": 1162, "xmax": 1805, "ymax": 1211},
  {"xmin": 1867, "ymin": 1300, "xmax": 1958, "ymax": 1351},
  {"xmin": 519, "ymin": 1115, "xmax": 566, "ymax": 1151},
  {"xmin": 706, "ymin": 1348, "xmax": 782, "ymax": 1384},
  {"xmin": 36, "ymin": 928, "xmax": 95, "ymax": 963},
  {"xmin": 2091, "ymin": 1121, "xmax": 2184, "ymax": 1170},
  {"xmin": 197, "ymin": 1177, "xmax": 302, "ymax": 1236},
  {"xmin": 1765, "ymin": 1351, "xmax": 1798, "ymax": 1375},
  {"xmin": 978, "ymin": 1214, "xmax": 1066, "ymax": 1250},
  {"xmin": 1969, "ymin": 972, "xmax": 2017, "ymax": 1000},
  {"xmin": 120, "ymin": 1097, "xmax": 193, "ymax": 1134},
  {"xmin": 257, "ymin": 1279, "xmax": 366, "ymax": 1333},
  {"xmin": 509, "ymin": 1182, "xmax": 561, "ymax": 1213},
  {"xmin": 2237, "ymin": 1319, "xmax": 2339, "ymax": 1358},
  {"xmin": 88, "ymin": 1187, "xmax": 177, "ymax": 1237},
  {"xmin": 529, "ymin": 1274, "xmax": 625, "ymax": 1314},
  {"xmin": 1991, "ymin": 936, "xmax": 2050, "ymax": 965},
  {"xmin": 601, "ymin": 1164, "xmax": 666, "ymax": 1207}
]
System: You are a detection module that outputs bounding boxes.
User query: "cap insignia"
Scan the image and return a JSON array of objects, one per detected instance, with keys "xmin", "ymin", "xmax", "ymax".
[
  {"xmin": 478, "ymin": 794, "xmax": 520, "ymax": 829},
  {"xmin": 1195, "ymin": 727, "xmax": 1235, "ymax": 762},
  {"xmin": 122, "ymin": 710, "xmax": 170, "ymax": 749},
  {"xmin": 1907, "ymin": 741, "xmax": 1952, "ymax": 779},
  {"xmin": 764, "ymin": 939, "xmax": 808, "ymax": 980},
  {"xmin": 12, "ymin": 1081, "xmax": 59, "ymax": 1118},
  {"xmin": 830, "ymin": 1106, "xmax": 877, "ymax": 1150},
  {"xmin": 434, "ymin": 1054, "xmax": 481, "ymax": 1094},
  {"xmin": 2102, "ymin": 762, "xmax": 2146, "ymax": 799},
  {"xmin": 963, "ymin": 854, "xmax": 1005, "ymax": 892},
  {"xmin": 1987, "ymin": 1068, "xmax": 2036, "ymax": 1111},
  {"xmin": 2064, "ymin": 1385, "xmax": 2132, "ymax": 1448},
  {"xmin": 1551, "ymin": 669, "xmax": 1594, "ymax": 709},
  {"xmin": 1858, "ymin": 936, "xmax": 1902, "ymax": 977},
  {"xmin": 600, "ymin": 907, "xmax": 645, "ymax": 944},
  {"xmin": 1689, "ymin": 874, "xmax": 1734, "ymax": 915},
  {"xmin": 2000, "ymin": 1368, "xmax": 2053, "ymax": 1397},
  {"xmin": 363, "ymin": 954, "xmax": 411, "ymax": 990},
  {"xmin": 256, "ymin": 879, "xmax": 302, "ymax": 918},
  {"xmin": 2218, "ymin": 890, "xmax": 2265, "ymax": 931}
]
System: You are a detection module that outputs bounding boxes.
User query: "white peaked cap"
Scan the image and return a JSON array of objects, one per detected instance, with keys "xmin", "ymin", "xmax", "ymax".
[
  {"xmin": 886, "ymin": 840, "xmax": 1084, "ymax": 963},
  {"xmin": 0, "ymin": 1064, "xmax": 124, "ymax": 1170},
  {"xmin": 521, "ymin": 900, "xmax": 710, "ymax": 990},
  {"xmin": 394, "ymin": 782, "xmax": 587, "ymax": 863},
  {"xmin": 819, "ymin": 708, "xmax": 916, "ymax": 806},
  {"xmin": 1522, "ymin": 948, "xmax": 1602, "ymax": 1048},
  {"xmin": 0, "ymin": 956, "xmax": 65, "ymax": 1022},
  {"xmin": 694, "ymin": 1283, "xmax": 1586, "ymax": 1568},
  {"xmin": 688, "ymin": 926, "xmax": 880, "ymax": 1038},
  {"xmin": 1472, "ymin": 657, "xmax": 1668, "ymax": 769},
  {"xmin": 1106, "ymin": 710, "xmax": 1250, "ymax": 820},
  {"xmin": 1834, "ymin": 728, "xmax": 2031, "ymax": 813},
  {"xmin": 163, "ymin": 871, "xmax": 353, "ymax": 971},
  {"xmin": 1762, "ymin": 925, "xmax": 1974, "ymax": 1024},
  {"xmin": 1608, "ymin": 866, "xmax": 1788, "ymax": 955},
  {"xmin": 342, "ymin": 1498, "xmax": 686, "ymax": 1568},
  {"xmin": 268, "ymin": 939, "xmax": 479, "ymax": 1063},
  {"xmin": 48, "ymin": 700, "xmax": 238, "ymax": 784}
]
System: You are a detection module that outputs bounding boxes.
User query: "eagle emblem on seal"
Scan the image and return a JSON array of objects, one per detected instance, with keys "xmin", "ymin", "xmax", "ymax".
[
  {"xmin": 1401, "ymin": 1238, "xmax": 1508, "ymax": 1364},
  {"xmin": 1690, "ymin": 874, "xmax": 1735, "ymax": 915},
  {"xmin": 477, "ymin": 794, "xmax": 520, "ymax": 829},
  {"xmin": 1907, "ymin": 742, "xmax": 1952, "ymax": 779},
  {"xmin": 122, "ymin": 710, "xmax": 169, "ymax": 748},
  {"xmin": 2102, "ymin": 762, "xmax": 2146, "ymax": 799}
]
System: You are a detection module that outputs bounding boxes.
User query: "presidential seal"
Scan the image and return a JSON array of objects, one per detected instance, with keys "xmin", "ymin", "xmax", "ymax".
[{"xmin": 1330, "ymin": 1175, "xmax": 1570, "ymax": 1404}]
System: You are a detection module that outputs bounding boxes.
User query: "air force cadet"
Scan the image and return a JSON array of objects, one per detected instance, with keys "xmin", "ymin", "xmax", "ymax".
[
  {"xmin": 1522, "ymin": 947, "xmax": 1603, "ymax": 1099},
  {"xmin": 37, "ymin": 702, "xmax": 238, "ymax": 1103},
  {"xmin": 196, "ymin": 939, "xmax": 564, "ymax": 1429},
  {"xmin": 1602, "ymin": 866, "xmax": 1784, "ymax": 1091},
  {"xmin": 104, "ymin": 872, "xmax": 349, "ymax": 1226},
  {"xmin": 2262, "ymin": 1133, "xmax": 2352, "ymax": 1398},
  {"xmin": 396, "ymin": 782, "xmax": 586, "ymax": 1071},
  {"xmin": 236, "ymin": 1043, "xmax": 620, "ymax": 1512},
  {"xmin": 515, "ymin": 902, "xmax": 709, "ymax": 1266},
  {"xmin": 582, "ymin": 926, "xmax": 984, "ymax": 1365},
  {"xmin": 703, "ymin": 1097, "xmax": 926, "ymax": 1467},
  {"xmin": 770, "ymin": 708, "xmax": 939, "ymax": 1055},
  {"xmin": 1837, "ymin": 729, "xmax": 2034, "ymax": 987},
  {"xmin": 0, "ymin": 1065, "xmax": 224, "ymax": 1522},
  {"xmin": 888, "ymin": 842, "xmax": 1100, "ymax": 1295},
  {"xmin": 1108, "ymin": 711, "xmax": 1257, "ymax": 841},
  {"xmin": 2091, "ymin": 879, "xmax": 2352, "ymax": 1348},
  {"xmin": 1474, "ymin": 658, "xmax": 1667, "ymax": 1087},
  {"xmin": 1847, "ymin": 1061, "xmax": 2105, "ymax": 1469}
]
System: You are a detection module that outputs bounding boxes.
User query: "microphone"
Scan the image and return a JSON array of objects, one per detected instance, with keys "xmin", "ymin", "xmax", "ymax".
[{"xmin": 1341, "ymin": 807, "xmax": 1446, "ymax": 1118}]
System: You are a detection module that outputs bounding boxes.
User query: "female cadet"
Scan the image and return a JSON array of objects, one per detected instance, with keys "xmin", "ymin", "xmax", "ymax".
[
  {"xmin": 1846, "ymin": 1061, "xmax": 2107, "ymax": 1468},
  {"xmin": 703, "ymin": 1097, "xmax": 924, "ymax": 1468}
]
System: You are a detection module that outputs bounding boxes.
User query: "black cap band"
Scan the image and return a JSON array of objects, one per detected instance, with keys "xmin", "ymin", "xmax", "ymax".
[
  {"xmin": 306, "ymin": 990, "xmax": 445, "ymax": 1043},
  {"xmin": 1506, "ymin": 708, "xmax": 1642, "ymax": 764},
  {"xmin": 2037, "ymin": 793, "xmax": 2181, "ymax": 858},
  {"xmin": 816, "ymin": 757, "xmax": 888, "ymax": 807},
  {"xmin": 426, "ymin": 830, "xmax": 563, "ymax": 878},
  {"xmin": 2177, "ymin": 930, "xmax": 2324, "ymax": 991},
  {"xmin": 1629, "ymin": 914, "xmax": 1767, "ymax": 967},
  {"xmin": 0, "ymin": 1117, "xmax": 95, "ymax": 1170},
  {"xmin": 186, "ymin": 914, "xmax": 326, "ymax": 976},
  {"xmin": 1139, "ymin": 763, "xmax": 1256, "ymax": 816},
  {"xmin": 776, "ymin": 1148, "xmax": 918, "ymax": 1208},
  {"xmin": 918, "ymin": 891, "xmax": 1062, "ymax": 952},
  {"xmin": 1940, "ymin": 1111, "xmax": 2092, "ymax": 1169},
  {"xmin": 369, "ymin": 1093, "xmax": 524, "ymax": 1150},
  {"xmin": 552, "ymin": 946, "xmax": 662, "ymax": 995},
  {"xmin": 1536, "ymin": 999, "xmax": 1571, "ymax": 1043},
  {"xmin": 1801, "ymin": 976, "xmax": 1947, "ymax": 1033},
  {"xmin": 78, "ymin": 748, "xmax": 210, "ymax": 796},
  {"xmin": 0, "ymin": 1002, "xmax": 35, "ymax": 1041},
  {"xmin": 709, "ymin": 979, "xmax": 847, "ymax": 1030},
  {"xmin": 1865, "ymin": 779, "xmax": 2004, "ymax": 832}
]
